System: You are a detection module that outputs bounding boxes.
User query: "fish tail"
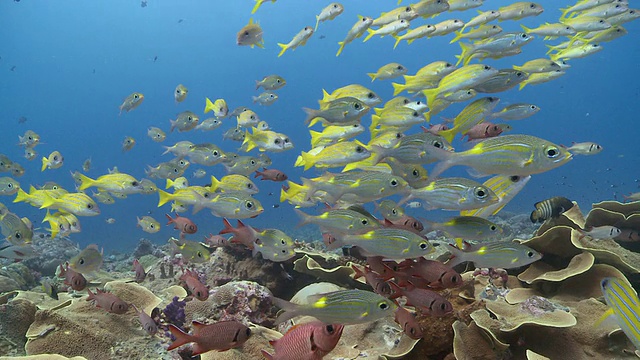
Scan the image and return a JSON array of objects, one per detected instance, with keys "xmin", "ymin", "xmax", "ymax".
[
  {"xmin": 250, "ymin": 0, "xmax": 261, "ymax": 14},
  {"xmin": 428, "ymin": 149, "xmax": 456, "ymax": 179},
  {"xmin": 457, "ymin": 42, "xmax": 472, "ymax": 67},
  {"xmin": 167, "ymin": 324, "xmax": 196, "ymax": 351},
  {"xmin": 309, "ymin": 130, "xmax": 323, "ymax": 148},
  {"xmin": 558, "ymin": 7, "xmax": 571, "ymax": 20},
  {"xmin": 351, "ymin": 264, "xmax": 366, "ymax": 279},
  {"xmin": 363, "ymin": 28, "xmax": 375, "ymax": 43},
  {"xmin": 293, "ymin": 208, "xmax": 311, "ymax": 227},
  {"xmin": 300, "ymin": 152, "xmax": 315, "ymax": 171},
  {"xmin": 445, "ymin": 244, "xmax": 464, "ymax": 268},
  {"xmin": 204, "ymin": 97, "xmax": 214, "ymax": 114},
  {"xmin": 520, "ymin": 24, "xmax": 531, "ymax": 33},
  {"xmin": 169, "ymin": 119, "xmax": 176, "ymax": 132},
  {"xmin": 336, "ymin": 41, "xmax": 345, "ymax": 56},
  {"xmin": 242, "ymin": 129, "xmax": 256, "ymax": 152},
  {"xmin": 367, "ymin": 72, "xmax": 376, "ymax": 82},
  {"xmin": 393, "ymin": 35, "xmax": 402, "ymax": 49},
  {"xmin": 518, "ymin": 81, "xmax": 528, "ymax": 91},
  {"xmin": 39, "ymin": 191, "xmax": 56, "ymax": 210},
  {"xmin": 302, "ymin": 107, "xmax": 319, "ymax": 126},
  {"xmin": 439, "ymin": 129, "xmax": 455, "ymax": 144},
  {"xmin": 165, "ymin": 179, "xmax": 175, "ymax": 189},
  {"xmin": 271, "ymin": 296, "xmax": 302, "ymax": 324},
  {"xmin": 450, "ymin": 31, "xmax": 462, "ymax": 44},
  {"xmin": 289, "ymin": 180, "xmax": 309, "ymax": 199},
  {"xmin": 422, "ymin": 88, "xmax": 438, "ymax": 108},
  {"xmin": 391, "ymin": 82, "xmax": 405, "ymax": 96},
  {"xmin": 209, "ymin": 175, "xmax": 221, "ymax": 191},
  {"xmin": 315, "ymin": 16, "xmax": 320, "ymax": 32},
  {"xmin": 13, "ymin": 187, "xmax": 30, "ymax": 204},
  {"xmin": 529, "ymin": 210, "xmax": 540, "ymax": 223},
  {"xmin": 279, "ymin": 186, "xmax": 291, "ymax": 203},
  {"xmin": 277, "ymin": 43, "xmax": 287, "ymax": 57},
  {"xmin": 157, "ymin": 189, "xmax": 173, "ymax": 207},
  {"xmin": 40, "ymin": 157, "xmax": 48, "ymax": 172}
]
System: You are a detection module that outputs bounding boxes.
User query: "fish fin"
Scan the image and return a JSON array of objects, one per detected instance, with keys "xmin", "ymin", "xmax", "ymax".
[
  {"xmin": 422, "ymin": 88, "xmax": 438, "ymax": 109},
  {"xmin": 251, "ymin": 0, "xmax": 261, "ymax": 14},
  {"xmin": 520, "ymin": 24, "xmax": 531, "ymax": 33},
  {"xmin": 13, "ymin": 187, "xmax": 30, "ymax": 204},
  {"xmin": 438, "ymin": 128, "xmax": 455, "ymax": 144},
  {"xmin": 209, "ymin": 175, "xmax": 221, "ymax": 192},
  {"xmin": 261, "ymin": 350, "xmax": 275, "ymax": 360},
  {"xmin": 594, "ymin": 308, "xmax": 615, "ymax": 328},
  {"xmin": 272, "ymin": 296, "xmax": 302, "ymax": 324},
  {"xmin": 167, "ymin": 324, "xmax": 195, "ymax": 351},
  {"xmin": 450, "ymin": 30, "xmax": 462, "ymax": 44},
  {"xmin": 393, "ymin": 35, "xmax": 402, "ymax": 49},
  {"xmin": 367, "ymin": 72, "xmax": 376, "ymax": 82},
  {"xmin": 39, "ymin": 191, "xmax": 56, "ymax": 209},
  {"xmin": 391, "ymin": 82, "xmax": 405, "ymax": 96},
  {"xmin": 336, "ymin": 41, "xmax": 345, "ymax": 56},
  {"xmin": 300, "ymin": 152, "xmax": 315, "ymax": 171},
  {"xmin": 457, "ymin": 42, "xmax": 473, "ymax": 67},
  {"xmin": 40, "ymin": 157, "xmax": 49, "ymax": 172},
  {"xmin": 315, "ymin": 15, "xmax": 320, "ymax": 32},
  {"xmin": 363, "ymin": 28, "xmax": 375, "ymax": 43},
  {"xmin": 204, "ymin": 97, "xmax": 214, "ymax": 114},
  {"xmin": 277, "ymin": 43, "xmax": 287, "ymax": 57},
  {"xmin": 445, "ymin": 244, "xmax": 464, "ymax": 268},
  {"xmin": 302, "ymin": 108, "xmax": 319, "ymax": 125},
  {"xmin": 157, "ymin": 189, "xmax": 173, "ymax": 207}
]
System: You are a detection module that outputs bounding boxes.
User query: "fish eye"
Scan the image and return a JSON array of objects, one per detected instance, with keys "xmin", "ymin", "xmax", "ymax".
[
  {"xmin": 546, "ymin": 147, "xmax": 559, "ymax": 158},
  {"xmin": 433, "ymin": 141, "xmax": 443, "ymax": 149},
  {"xmin": 244, "ymin": 31, "xmax": 249, "ymax": 36},
  {"xmin": 412, "ymin": 111, "xmax": 418, "ymax": 117},
  {"xmin": 150, "ymin": 224, "xmax": 155, "ymax": 229},
  {"xmin": 53, "ymin": 155, "xmax": 58, "ymax": 160},
  {"xmin": 475, "ymin": 188, "xmax": 488, "ymax": 198},
  {"xmin": 180, "ymin": 160, "xmax": 186, "ymax": 166},
  {"xmin": 87, "ymin": 203, "xmax": 93, "ymax": 209},
  {"xmin": 445, "ymin": 62, "xmax": 453, "ymax": 67},
  {"xmin": 326, "ymin": 324, "xmax": 335, "ymax": 333},
  {"xmin": 246, "ymin": 328, "xmax": 251, "ymax": 336},
  {"xmin": 419, "ymin": 242, "xmax": 428, "ymax": 250},
  {"xmin": 599, "ymin": 20, "xmax": 605, "ymax": 23},
  {"xmin": 521, "ymin": 33, "xmax": 528, "ymax": 38},
  {"xmin": 454, "ymin": 20, "xmax": 460, "ymax": 23},
  {"xmin": 251, "ymin": 160, "xmax": 256, "ymax": 165},
  {"xmin": 379, "ymin": 302, "xmax": 389, "ymax": 310},
  {"xmin": 187, "ymin": 116, "xmax": 193, "ymax": 122},
  {"xmin": 246, "ymin": 201, "xmax": 254, "ymax": 209},
  {"xmin": 483, "ymin": 65, "xmax": 490, "ymax": 70},
  {"xmin": 213, "ymin": 151, "xmax": 219, "ymax": 156},
  {"xmin": 7, "ymin": 183, "xmax": 13, "ymax": 188},
  {"xmin": 354, "ymin": 103, "xmax": 361, "ymax": 109},
  {"xmin": 134, "ymin": 94, "xmax": 139, "ymax": 99},
  {"xmin": 390, "ymin": 179, "xmax": 398, "ymax": 186},
  {"xmin": 197, "ymin": 251, "xmax": 202, "ymax": 258},
  {"xmin": 527, "ymin": 251, "xmax": 535, "ymax": 257},
  {"xmin": 361, "ymin": 219, "xmax": 368, "ymax": 225},
  {"xmin": 79, "ymin": 258, "xmax": 85, "ymax": 265},
  {"xmin": 276, "ymin": 79, "xmax": 281, "ymax": 83},
  {"xmin": 284, "ymin": 138, "xmax": 290, "ymax": 143},
  {"xmin": 367, "ymin": 92, "xmax": 375, "ymax": 99},
  {"xmin": 440, "ymin": 303, "xmax": 447, "ymax": 310},
  {"xmin": 510, "ymin": 175, "xmax": 521, "ymax": 182},
  {"xmin": 412, "ymin": 169, "xmax": 419, "ymax": 176},
  {"xmin": 274, "ymin": 139, "xmax": 281, "ymax": 144},
  {"xmin": 15, "ymin": 232, "xmax": 21, "ymax": 239},
  {"xmin": 355, "ymin": 146, "xmax": 364, "ymax": 153},
  {"xmin": 28, "ymin": 136, "xmax": 32, "ymax": 140},
  {"xmin": 247, "ymin": 183, "xmax": 254, "ymax": 189},
  {"xmin": 397, "ymin": 65, "xmax": 403, "ymax": 70},
  {"xmin": 490, "ymin": 225, "xmax": 497, "ymax": 231},
  {"xmin": 404, "ymin": 6, "xmax": 410, "ymax": 11}
]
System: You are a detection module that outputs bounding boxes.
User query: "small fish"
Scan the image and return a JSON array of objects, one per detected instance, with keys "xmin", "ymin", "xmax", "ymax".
[
  {"xmin": 195, "ymin": 117, "xmax": 223, "ymax": 132},
  {"xmin": 304, "ymin": 97, "xmax": 369, "ymax": 127},
  {"xmin": 170, "ymin": 111, "xmax": 199, "ymax": 132},
  {"xmin": 498, "ymin": 2, "xmax": 544, "ymax": 21},
  {"xmin": 513, "ymin": 58, "xmax": 561, "ymax": 74},
  {"xmin": 166, "ymin": 177, "xmax": 189, "ymax": 190},
  {"xmin": 564, "ymin": 142, "xmax": 603, "ymax": 155},
  {"xmin": 0, "ymin": 177, "xmax": 20, "ymax": 196},
  {"xmin": 389, "ymin": 283, "xmax": 453, "ymax": 316},
  {"xmin": 363, "ymin": 19, "xmax": 411, "ymax": 42},
  {"xmin": 272, "ymin": 289, "xmax": 397, "ymax": 324},
  {"xmin": 0, "ymin": 244, "xmax": 37, "ymax": 262},
  {"xmin": 252, "ymin": 91, "xmax": 278, "ymax": 106},
  {"xmin": 368, "ymin": 63, "xmax": 407, "ymax": 82},
  {"xmin": 255, "ymin": 75, "xmax": 286, "ymax": 90},
  {"xmin": 600, "ymin": 277, "xmax": 640, "ymax": 350},
  {"xmin": 167, "ymin": 320, "xmax": 251, "ymax": 355},
  {"xmin": 406, "ymin": 201, "xmax": 422, "ymax": 209},
  {"xmin": 463, "ymin": 122, "xmax": 503, "ymax": 141},
  {"xmin": 252, "ymin": 228, "xmax": 296, "ymax": 262},
  {"xmin": 460, "ymin": 175, "xmax": 531, "ymax": 219},
  {"xmin": 261, "ymin": 322, "xmax": 343, "ymax": 360},
  {"xmin": 278, "ymin": 26, "xmax": 314, "ymax": 57},
  {"xmin": 180, "ymin": 268, "xmax": 209, "ymax": 300},
  {"xmin": 87, "ymin": 288, "xmax": 129, "ymax": 314},
  {"xmin": 147, "ymin": 127, "xmax": 166, "ymax": 142},
  {"xmin": 58, "ymin": 262, "xmax": 87, "ymax": 291},
  {"xmin": 402, "ymin": 177, "xmax": 499, "ymax": 211},
  {"xmin": 397, "ymin": 257, "xmax": 462, "ymax": 290},
  {"xmin": 69, "ymin": 244, "xmax": 103, "ymax": 273},
  {"xmin": 82, "ymin": 158, "xmax": 92, "ymax": 172},
  {"xmin": 375, "ymin": 199, "xmax": 405, "ymax": 221},
  {"xmin": 447, "ymin": 241, "xmax": 542, "ymax": 269},
  {"xmin": 294, "ymin": 207, "xmax": 380, "ymax": 235},
  {"xmin": 579, "ymin": 225, "xmax": 621, "ymax": 240},
  {"xmin": 530, "ymin": 196, "xmax": 574, "ymax": 223},
  {"xmin": 487, "ymin": 103, "xmax": 540, "ymax": 121},
  {"xmin": 40, "ymin": 192, "xmax": 101, "ymax": 217},
  {"xmin": 0, "ymin": 212, "xmax": 33, "ymax": 244},
  {"xmin": 41, "ymin": 151, "xmax": 64, "ymax": 172},
  {"xmin": 122, "ymin": 136, "xmax": 136, "ymax": 152},
  {"xmin": 223, "ymin": 127, "xmax": 246, "ymax": 142},
  {"xmin": 336, "ymin": 16, "xmax": 374, "ymax": 56},
  {"xmin": 169, "ymin": 237, "xmax": 211, "ymax": 263},
  {"xmin": 24, "ymin": 148, "xmax": 37, "ymax": 161},
  {"xmin": 93, "ymin": 191, "xmax": 115, "ymax": 204},
  {"xmin": 237, "ymin": 18, "xmax": 264, "ymax": 48},
  {"xmin": 105, "ymin": 218, "xmax": 116, "ymax": 224},
  {"xmin": 296, "ymin": 141, "xmax": 371, "ymax": 171},
  {"xmin": 352, "ymin": 265, "xmax": 393, "ymax": 297},
  {"xmin": 394, "ymin": 306, "xmax": 423, "ymax": 340},
  {"xmin": 18, "ymin": 130, "xmax": 40, "ymax": 147},
  {"xmin": 174, "ymin": 84, "xmax": 188, "ymax": 103},
  {"xmin": 132, "ymin": 304, "xmax": 157, "ymax": 336},
  {"xmin": 137, "ymin": 216, "xmax": 160, "ymax": 233},
  {"xmin": 254, "ymin": 168, "xmax": 287, "ymax": 181},
  {"xmin": 315, "ymin": 3, "xmax": 344, "ymax": 32},
  {"xmin": 119, "ymin": 92, "xmax": 144, "ymax": 115},
  {"xmin": 237, "ymin": 109, "xmax": 261, "ymax": 128},
  {"xmin": 204, "ymin": 97, "xmax": 229, "ymax": 118},
  {"xmin": 132, "ymin": 259, "xmax": 146, "ymax": 283},
  {"xmin": 166, "ymin": 213, "xmax": 197, "ymax": 234},
  {"xmin": 422, "ymin": 216, "xmax": 503, "ymax": 247},
  {"xmin": 193, "ymin": 169, "xmax": 206, "ymax": 178},
  {"xmin": 210, "ymin": 174, "xmax": 259, "ymax": 194},
  {"xmin": 41, "ymin": 278, "xmax": 59, "ymax": 300}
]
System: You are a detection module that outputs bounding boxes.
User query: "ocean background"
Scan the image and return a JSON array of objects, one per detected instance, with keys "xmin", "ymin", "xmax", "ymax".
[{"xmin": 1, "ymin": 0, "xmax": 639, "ymax": 252}]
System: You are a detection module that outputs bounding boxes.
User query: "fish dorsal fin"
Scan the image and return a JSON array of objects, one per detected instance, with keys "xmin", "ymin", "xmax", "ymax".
[{"xmin": 348, "ymin": 204, "xmax": 374, "ymax": 218}]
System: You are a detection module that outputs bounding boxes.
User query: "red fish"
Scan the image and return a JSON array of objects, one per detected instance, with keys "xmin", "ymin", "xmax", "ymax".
[
  {"xmin": 397, "ymin": 257, "xmax": 462, "ymax": 290},
  {"xmin": 366, "ymin": 256, "xmax": 399, "ymax": 280},
  {"xmin": 167, "ymin": 320, "xmax": 251, "ymax": 355},
  {"xmin": 389, "ymin": 283, "xmax": 452, "ymax": 317},
  {"xmin": 58, "ymin": 262, "xmax": 87, "ymax": 291},
  {"xmin": 132, "ymin": 304, "xmax": 158, "ymax": 335},
  {"xmin": 463, "ymin": 122, "xmax": 503, "ymax": 141},
  {"xmin": 394, "ymin": 306, "xmax": 423, "ymax": 340},
  {"xmin": 381, "ymin": 216, "xmax": 424, "ymax": 234},
  {"xmin": 205, "ymin": 233, "xmax": 229, "ymax": 247},
  {"xmin": 132, "ymin": 259, "xmax": 146, "ymax": 283},
  {"xmin": 421, "ymin": 124, "xmax": 448, "ymax": 135},
  {"xmin": 180, "ymin": 268, "xmax": 209, "ymax": 301},
  {"xmin": 351, "ymin": 264, "xmax": 392, "ymax": 297},
  {"xmin": 86, "ymin": 288, "xmax": 129, "ymax": 314},
  {"xmin": 254, "ymin": 168, "xmax": 288, "ymax": 182},
  {"xmin": 261, "ymin": 321, "xmax": 343, "ymax": 360},
  {"xmin": 219, "ymin": 218, "xmax": 258, "ymax": 249},
  {"xmin": 166, "ymin": 213, "xmax": 197, "ymax": 234}
]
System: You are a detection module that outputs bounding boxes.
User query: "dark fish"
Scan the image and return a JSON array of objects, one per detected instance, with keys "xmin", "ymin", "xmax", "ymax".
[
  {"xmin": 18, "ymin": 116, "xmax": 27, "ymax": 123},
  {"xmin": 141, "ymin": 0, "xmax": 147, "ymax": 7},
  {"xmin": 530, "ymin": 196, "xmax": 574, "ymax": 223},
  {"xmin": 153, "ymin": 55, "xmax": 158, "ymax": 62},
  {"xmin": 10, "ymin": 66, "xmax": 16, "ymax": 71}
]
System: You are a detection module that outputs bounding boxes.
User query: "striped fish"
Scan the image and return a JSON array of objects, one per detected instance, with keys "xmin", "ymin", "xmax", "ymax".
[
  {"xmin": 530, "ymin": 196, "xmax": 574, "ymax": 223},
  {"xmin": 446, "ymin": 241, "xmax": 542, "ymax": 269},
  {"xmin": 600, "ymin": 277, "xmax": 640, "ymax": 350},
  {"xmin": 272, "ymin": 289, "xmax": 397, "ymax": 324},
  {"xmin": 461, "ymin": 175, "xmax": 531, "ymax": 218},
  {"xmin": 335, "ymin": 228, "xmax": 434, "ymax": 260},
  {"xmin": 402, "ymin": 177, "xmax": 499, "ymax": 211}
]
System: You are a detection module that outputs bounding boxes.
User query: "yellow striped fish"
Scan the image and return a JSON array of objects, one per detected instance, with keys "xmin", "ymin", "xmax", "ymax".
[
  {"xmin": 600, "ymin": 277, "xmax": 640, "ymax": 350},
  {"xmin": 461, "ymin": 175, "xmax": 531, "ymax": 218}
]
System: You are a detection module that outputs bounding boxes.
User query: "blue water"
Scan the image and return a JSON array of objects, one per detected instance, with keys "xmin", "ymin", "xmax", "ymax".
[{"xmin": 1, "ymin": 1, "xmax": 639, "ymax": 252}]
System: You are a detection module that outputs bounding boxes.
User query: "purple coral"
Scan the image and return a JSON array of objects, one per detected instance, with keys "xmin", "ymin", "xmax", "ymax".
[{"xmin": 162, "ymin": 296, "xmax": 187, "ymax": 330}]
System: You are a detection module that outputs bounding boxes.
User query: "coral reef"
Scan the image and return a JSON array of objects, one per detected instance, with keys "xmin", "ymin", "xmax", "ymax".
[{"xmin": 0, "ymin": 298, "xmax": 37, "ymax": 356}]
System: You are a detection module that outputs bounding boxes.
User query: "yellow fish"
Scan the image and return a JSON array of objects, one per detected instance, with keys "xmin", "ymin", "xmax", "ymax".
[{"xmin": 41, "ymin": 151, "xmax": 63, "ymax": 172}]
